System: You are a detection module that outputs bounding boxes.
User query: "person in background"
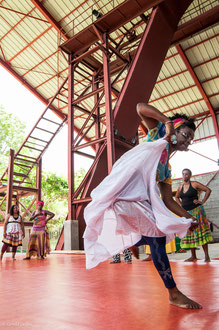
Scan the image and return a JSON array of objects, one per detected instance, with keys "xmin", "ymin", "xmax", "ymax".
[
  {"xmin": 1, "ymin": 204, "xmax": 25, "ymax": 261},
  {"xmin": 175, "ymin": 168, "xmax": 212, "ymax": 262},
  {"xmin": 24, "ymin": 201, "xmax": 54, "ymax": 260},
  {"xmin": 110, "ymin": 249, "xmax": 132, "ymax": 264}
]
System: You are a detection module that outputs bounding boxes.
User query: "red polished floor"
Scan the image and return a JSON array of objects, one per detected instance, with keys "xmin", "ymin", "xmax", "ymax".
[{"xmin": 0, "ymin": 254, "xmax": 219, "ymax": 330}]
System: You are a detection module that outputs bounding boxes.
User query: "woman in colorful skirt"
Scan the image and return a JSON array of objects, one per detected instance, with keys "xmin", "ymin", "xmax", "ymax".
[
  {"xmin": 24, "ymin": 201, "xmax": 54, "ymax": 259},
  {"xmin": 1, "ymin": 205, "xmax": 25, "ymax": 261},
  {"xmin": 175, "ymin": 168, "xmax": 212, "ymax": 262}
]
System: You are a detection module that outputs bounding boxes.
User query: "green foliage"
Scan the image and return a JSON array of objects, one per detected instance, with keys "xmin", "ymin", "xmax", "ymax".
[
  {"xmin": 40, "ymin": 169, "xmax": 86, "ymax": 230},
  {"xmin": 41, "ymin": 172, "xmax": 68, "ymax": 203},
  {"xmin": 0, "ymin": 106, "xmax": 26, "ymax": 173},
  {"xmin": 0, "ymin": 106, "xmax": 88, "ymax": 237}
]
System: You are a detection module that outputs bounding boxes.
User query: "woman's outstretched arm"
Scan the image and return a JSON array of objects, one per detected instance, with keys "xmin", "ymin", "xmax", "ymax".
[{"xmin": 136, "ymin": 103, "xmax": 175, "ymax": 141}]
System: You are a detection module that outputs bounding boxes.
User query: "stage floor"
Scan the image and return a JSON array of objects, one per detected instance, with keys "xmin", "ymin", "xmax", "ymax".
[{"xmin": 0, "ymin": 254, "xmax": 219, "ymax": 330}]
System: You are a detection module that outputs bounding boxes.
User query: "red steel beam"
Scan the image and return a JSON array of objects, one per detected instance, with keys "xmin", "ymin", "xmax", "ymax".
[
  {"xmin": 6, "ymin": 149, "xmax": 14, "ymax": 214},
  {"xmin": 0, "ymin": 57, "xmax": 63, "ymax": 115},
  {"xmin": 30, "ymin": 0, "xmax": 69, "ymax": 41},
  {"xmin": 114, "ymin": 0, "xmax": 194, "ymax": 140},
  {"xmin": 103, "ymin": 33, "xmax": 115, "ymax": 172},
  {"xmin": 188, "ymin": 149, "xmax": 217, "ymax": 163},
  {"xmin": 1, "ymin": 2, "xmax": 217, "ymax": 120},
  {"xmin": 67, "ymin": 55, "xmax": 75, "ymax": 220},
  {"xmin": 9, "ymin": 26, "xmax": 52, "ymax": 62},
  {"xmin": 173, "ymin": 6, "xmax": 219, "ymax": 45},
  {"xmin": 0, "ymin": 5, "xmax": 49, "ymax": 23},
  {"xmin": 0, "ymin": 7, "xmax": 36, "ymax": 42},
  {"xmin": 68, "ymin": 0, "xmax": 194, "ymax": 250},
  {"xmin": 176, "ymin": 44, "xmax": 219, "ymax": 147},
  {"xmin": 173, "ymin": 170, "xmax": 218, "ymax": 181},
  {"xmin": 36, "ymin": 158, "xmax": 42, "ymax": 203},
  {"xmin": 193, "ymin": 135, "xmax": 215, "ymax": 143},
  {"xmin": 60, "ymin": 0, "xmax": 164, "ymax": 54}
]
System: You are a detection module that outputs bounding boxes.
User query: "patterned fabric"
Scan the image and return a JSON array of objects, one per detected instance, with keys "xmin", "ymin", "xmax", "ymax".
[
  {"xmin": 135, "ymin": 236, "xmax": 176, "ymax": 289},
  {"xmin": 180, "ymin": 205, "xmax": 213, "ymax": 248},
  {"xmin": 84, "ymin": 139, "xmax": 193, "ymax": 269},
  {"xmin": 26, "ymin": 227, "xmax": 50, "ymax": 258},
  {"xmin": 112, "ymin": 249, "xmax": 132, "ymax": 263},
  {"xmin": 2, "ymin": 215, "xmax": 23, "ymax": 247},
  {"xmin": 32, "ymin": 211, "xmax": 47, "ymax": 228},
  {"xmin": 2, "ymin": 232, "xmax": 22, "ymax": 247},
  {"xmin": 26, "ymin": 210, "xmax": 50, "ymax": 258},
  {"xmin": 145, "ymin": 121, "xmax": 172, "ymax": 184}
]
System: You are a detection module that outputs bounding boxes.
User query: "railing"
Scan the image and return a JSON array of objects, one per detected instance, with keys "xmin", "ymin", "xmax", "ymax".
[
  {"xmin": 179, "ymin": 0, "xmax": 218, "ymax": 25},
  {"xmin": 59, "ymin": 0, "xmax": 126, "ymax": 43}
]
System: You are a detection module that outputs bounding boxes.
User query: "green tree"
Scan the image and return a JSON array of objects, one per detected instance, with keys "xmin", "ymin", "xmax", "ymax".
[
  {"xmin": 0, "ymin": 106, "xmax": 26, "ymax": 173},
  {"xmin": 40, "ymin": 169, "xmax": 86, "ymax": 228}
]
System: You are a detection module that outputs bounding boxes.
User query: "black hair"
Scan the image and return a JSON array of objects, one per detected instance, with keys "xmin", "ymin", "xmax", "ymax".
[
  {"xmin": 10, "ymin": 204, "xmax": 20, "ymax": 216},
  {"xmin": 182, "ymin": 168, "xmax": 192, "ymax": 176},
  {"xmin": 169, "ymin": 113, "xmax": 196, "ymax": 132}
]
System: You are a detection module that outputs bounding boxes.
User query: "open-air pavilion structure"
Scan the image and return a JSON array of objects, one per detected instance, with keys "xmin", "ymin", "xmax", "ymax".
[{"xmin": 0, "ymin": 1, "xmax": 218, "ymax": 328}]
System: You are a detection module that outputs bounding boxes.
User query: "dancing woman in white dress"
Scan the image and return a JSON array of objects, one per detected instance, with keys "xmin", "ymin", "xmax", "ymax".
[{"xmin": 84, "ymin": 103, "xmax": 202, "ymax": 309}]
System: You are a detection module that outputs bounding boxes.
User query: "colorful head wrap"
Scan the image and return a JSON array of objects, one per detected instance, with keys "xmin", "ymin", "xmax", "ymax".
[
  {"xmin": 172, "ymin": 118, "xmax": 188, "ymax": 129},
  {"xmin": 36, "ymin": 201, "xmax": 44, "ymax": 206}
]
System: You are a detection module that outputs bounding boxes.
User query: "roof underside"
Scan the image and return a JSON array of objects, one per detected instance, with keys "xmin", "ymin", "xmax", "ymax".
[{"xmin": 0, "ymin": 0, "xmax": 218, "ymax": 143}]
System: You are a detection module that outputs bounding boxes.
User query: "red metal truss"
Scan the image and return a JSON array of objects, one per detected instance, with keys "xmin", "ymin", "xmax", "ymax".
[
  {"xmin": 0, "ymin": 5, "xmax": 49, "ymax": 23},
  {"xmin": 1, "ymin": 2, "xmax": 217, "ymax": 130},
  {"xmin": 30, "ymin": 0, "xmax": 69, "ymax": 41},
  {"xmin": 0, "ymin": 79, "xmax": 70, "ymax": 218},
  {"xmin": 55, "ymin": 0, "xmax": 194, "ymax": 250},
  {"xmin": 0, "ymin": 57, "xmax": 61, "ymax": 115},
  {"xmin": 60, "ymin": 0, "xmax": 164, "ymax": 54},
  {"xmin": 176, "ymin": 44, "xmax": 219, "ymax": 146}
]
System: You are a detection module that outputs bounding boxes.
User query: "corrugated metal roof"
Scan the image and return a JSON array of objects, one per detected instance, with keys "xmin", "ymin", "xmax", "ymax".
[{"xmin": 0, "ymin": 0, "xmax": 218, "ymax": 143}]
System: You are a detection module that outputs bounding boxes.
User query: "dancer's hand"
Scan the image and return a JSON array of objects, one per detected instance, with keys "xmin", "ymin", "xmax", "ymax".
[
  {"xmin": 164, "ymin": 121, "xmax": 176, "ymax": 144},
  {"xmin": 189, "ymin": 217, "xmax": 199, "ymax": 231}
]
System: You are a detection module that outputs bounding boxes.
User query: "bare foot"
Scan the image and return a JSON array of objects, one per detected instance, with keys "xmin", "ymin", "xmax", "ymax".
[
  {"xmin": 142, "ymin": 255, "xmax": 152, "ymax": 261},
  {"xmin": 204, "ymin": 257, "xmax": 211, "ymax": 262},
  {"xmin": 169, "ymin": 287, "xmax": 202, "ymax": 309},
  {"xmin": 184, "ymin": 257, "xmax": 199, "ymax": 262}
]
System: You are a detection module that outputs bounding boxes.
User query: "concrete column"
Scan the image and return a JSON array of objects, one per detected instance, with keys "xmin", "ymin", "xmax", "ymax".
[{"xmin": 64, "ymin": 220, "xmax": 79, "ymax": 250}]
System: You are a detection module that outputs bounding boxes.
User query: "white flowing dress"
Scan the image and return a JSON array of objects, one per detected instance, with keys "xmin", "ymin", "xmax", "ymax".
[{"xmin": 83, "ymin": 139, "xmax": 192, "ymax": 269}]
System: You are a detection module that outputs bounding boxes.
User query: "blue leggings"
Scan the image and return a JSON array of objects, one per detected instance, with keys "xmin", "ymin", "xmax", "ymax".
[{"xmin": 135, "ymin": 236, "xmax": 176, "ymax": 289}]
